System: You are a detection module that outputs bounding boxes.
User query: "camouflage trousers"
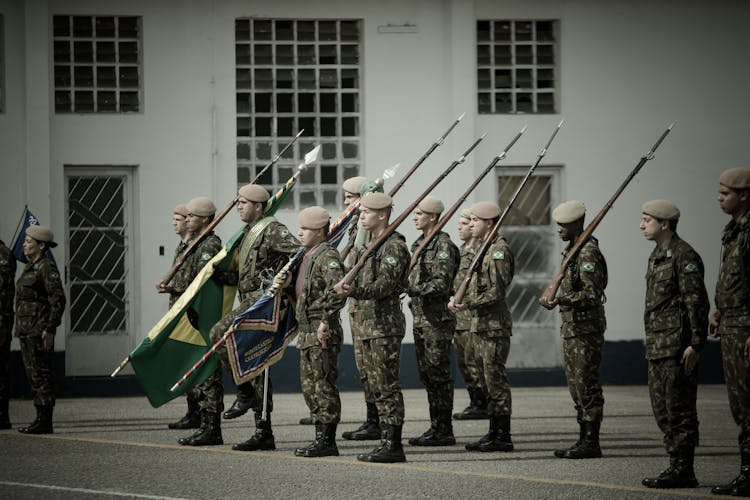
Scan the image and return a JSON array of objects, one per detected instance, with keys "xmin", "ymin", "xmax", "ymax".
[
  {"xmin": 720, "ymin": 329, "xmax": 750, "ymax": 452},
  {"xmin": 470, "ymin": 331, "xmax": 512, "ymax": 416},
  {"xmin": 562, "ymin": 333, "xmax": 604, "ymax": 423},
  {"xmin": 0, "ymin": 323, "xmax": 10, "ymax": 400},
  {"xmin": 350, "ymin": 309, "xmax": 375, "ymax": 403},
  {"xmin": 414, "ymin": 322, "xmax": 454, "ymax": 412},
  {"xmin": 19, "ymin": 335, "xmax": 55, "ymax": 406},
  {"xmin": 360, "ymin": 336, "xmax": 405, "ymax": 425},
  {"xmin": 299, "ymin": 341, "xmax": 341, "ymax": 424},
  {"xmin": 453, "ymin": 328, "xmax": 483, "ymax": 390},
  {"xmin": 647, "ymin": 356, "xmax": 700, "ymax": 452}
]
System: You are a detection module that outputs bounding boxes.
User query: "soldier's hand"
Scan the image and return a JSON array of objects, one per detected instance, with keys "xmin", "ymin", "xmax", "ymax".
[
  {"xmin": 681, "ymin": 346, "xmax": 699, "ymax": 375},
  {"xmin": 538, "ymin": 296, "xmax": 558, "ymax": 310},
  {"xmin": 317, "ymin": 321, "xmax": 331, "ymax": 346},
  {"xmin": 448, "ymin": 297, "xmax": 467, "ymax": 313},
  {"xmin": 333, "ymin": 281, "xmax": 352, "ymax": 297},
  {"xmin": 708, "ymin": 309, "xmax": 721, "ymax": 337},
  {"xmin": 42, "ymin": 330, "xmax": 54, "ymax": 351},
  {"xmin": 156, "ymin": 281, "xmax": 171, "ymax": 294}
]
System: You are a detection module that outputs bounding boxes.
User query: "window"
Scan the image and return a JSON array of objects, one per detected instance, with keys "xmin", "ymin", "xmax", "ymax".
[
  {"xmin": 235, "ymin": 19, "xmax": 362, "ymax": 209},
  {"xmin": 477, "ymin": 20, "xmax": 558, "ymax": 114},
  {"xmin": 53, "ymin": 15, "xmax": 142, "ymax": 113}
]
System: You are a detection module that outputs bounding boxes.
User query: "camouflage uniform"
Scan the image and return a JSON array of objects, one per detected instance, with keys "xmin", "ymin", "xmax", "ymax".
[
  {"xmin": 716, "ymin": 212, "xmax": 750, "ymax": 453},
  {"xmin": 464, "ymin": 236, "xmax": 514, "ymax": 417},
  {"xmin": 0, "ymin": 241, "xmax": 16, "ymax": 405},
  {"xmin": 167, "ymin": 239, "xmax": 189, "ymax": 308},
  {"xmin": 295, "ymin": 242, "xmax": 346, "ymax": 424},
  {"xmin": 644, "ymin": 234, "xmax": 708, "ymax": 454},
  {"xmin": 15, "ymin": 257, "xmax": 66, "ymax": 406},
  {"xmin": 349, "ymin": 232, "xmax": 410, "ymax": 425},
  {"xmin": 408, "ymin": 231, "xmax": 459, "ymax": 413},
  {"xmin": 557, "ymin": 237, "xmax": 607, "ymax": 424}
]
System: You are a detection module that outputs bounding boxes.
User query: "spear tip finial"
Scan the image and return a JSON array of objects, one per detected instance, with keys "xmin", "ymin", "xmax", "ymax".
[
  {"xmin": 668, "ymin": 121, "xmax": 676, "ymax": 130},
  {"xmin": 520, "ymin": 125, "xmax": 528, "ymax": 134},
  {"xmin": 480, "ymin": 132, "xmax": 488, "ymax": 140},
  {"xmin": 458, "ymin": 112, "xmax": 466, "ymax": 121},
  {"xmin": 557, "ymin": 118, "xmax": 565, "ymax": 127}
]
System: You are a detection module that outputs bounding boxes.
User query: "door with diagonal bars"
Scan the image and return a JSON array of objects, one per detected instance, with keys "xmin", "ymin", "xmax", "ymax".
[{"xmin": 64, "ymin": 168, "xmax": 135, "ymax": 375}]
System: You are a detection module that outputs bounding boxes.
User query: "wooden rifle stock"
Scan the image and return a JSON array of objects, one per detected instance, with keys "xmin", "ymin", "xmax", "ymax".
[{"xmin": 539, "ymin": 122, "xmax": 675, "ymax": 305}]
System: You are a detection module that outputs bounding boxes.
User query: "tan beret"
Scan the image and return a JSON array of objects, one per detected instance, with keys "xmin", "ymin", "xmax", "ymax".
[
  {"xmin": 342, "ymin": 176, "xmax": 369, "ymax": 195},
  {"xmin": 186, "ymin": 196, "xmax": 216, "ymax": 217},
  {"xmin": 470, "ymin": 201, "xmax": 501, "ymax": 220},
  {"xmin": 719, "ymin": 168, "xmax": 750, "ymax": 190},
  {"xmin": 459, "ymin": 208, "xmax": 473, "ymax": 219},
  {"xmin": 418, "ymin": 195, "xmax": 444, "ymax": 215},
  {"xmin": 26, "ymin": 225, "xmax": 57, "ymax": 247},
  {"xmin": 298, "ymin": 206, "xmax": 330, "ymax": 229},
  {"xmin": 552, "ymin": 200, "xmax": 586, "ymax": 224},
  {"xmin": 173, "ymin": 204, "xmax": 188, "ymax": 217},
  {"xmin": 360, "ymin": 192, "xmax": 393, "ymax": 210},
  {"xmin": 642, "ymin": 199, "xmax": 680, "ymax": 221},
  {"xmin": 238, "ymin": 183, "xmax": 270, "ymax": 203}
]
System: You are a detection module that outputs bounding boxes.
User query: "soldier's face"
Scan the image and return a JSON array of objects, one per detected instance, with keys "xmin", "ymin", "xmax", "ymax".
[
  {"xmin": 359, "ymin": 207, "xmax": 385, "ymax": 231},
  {"xmin": 298, "ymin": 227, "xmax": 324, "ymax": 248},
  {"xmin": 343, "ymin": 192, "xmax": 359, "ymax": 207},
  {"xmin": 22, "ymin": 236, "xmax": 44, "ymax": 259},
  {"xmin": 639, "ymin": 214, "xmax": 666, "ymax": 241},
  {"xmin": 185, "ymin": 213, "xmax": 209, "ymax": 233},
  {"xmin": 458, "ymin": 217, "xmax": 472, "ymax": 242},
  {"xmin": 556, "ymin": 222, "xmax": 577, "ymax": 242},
  {"xmin": 238, "ymin": 198, "xmax": 263, "ymax": 223},
  {"xmin": 412, "ymin": 209, "xmax": 435, "ymax": 231},
  {"xmin": 172, "ymin": 214, "xmax": 187, "ymax": 235},
  {"xmin": 469, "ymin": 216, "xmax": 491, "ymax": 239},
  {"xmin": 718, "ymin": 184, "xmax": 749, "ymax": 216}
]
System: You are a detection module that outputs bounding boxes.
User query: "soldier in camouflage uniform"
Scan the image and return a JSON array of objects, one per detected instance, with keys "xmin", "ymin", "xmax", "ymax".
[
  {"xmin": 638, "ymin": 200, "xmax": 708, "ymax": 489},
  {"xmin": 540, "ymin": 200, "xmax": 607, "ymax": 460},
  {"xmin": 450, "ymin": 201, "xmax": 515, "ymax": 453},
  {"xmin": 407, "ymin": 196, "xmax": 460, "ymax": 446},
  {"xmin": 334, "ymin": 192, "xmax": 410, "ymax": 463},
  {"xmin": 0, "ymin": 239, "xmax": 16, "ymax": 429},
  {"xmin": 452, "ymin": 208, "xmax": 488, "ymax": 421},
  {"xmin": 710, "ymin": 168, "xmax": 750, "ymax": 497},
  {"xmin": 211, "ymin": 183, "xmax": 300, "ymax": 452},
  {"xmin": 15, "ymin": 226, "xmax": 65, "ymax": 434},
  {"xmin": 174, "ymin": 197, "xmax": 227, "ymax": 446},
  {"xmin": 292, "ymin": 206, "xmax": 346, "ymax": 457}
]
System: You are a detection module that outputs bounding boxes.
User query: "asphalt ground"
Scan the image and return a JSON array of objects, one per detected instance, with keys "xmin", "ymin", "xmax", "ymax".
[{"xmin": 0, "ymin": 385, "xmax": 739, "ymax": 499}]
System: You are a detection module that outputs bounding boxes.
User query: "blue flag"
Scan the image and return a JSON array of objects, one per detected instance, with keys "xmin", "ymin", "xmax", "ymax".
[{"xmin": 12, "ymin": 207, "xmax": 56, "ymax": 264}]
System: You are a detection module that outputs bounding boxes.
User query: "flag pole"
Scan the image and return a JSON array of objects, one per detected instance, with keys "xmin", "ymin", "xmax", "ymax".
[{"xmin": 260, "ymin": 368, "xmax": 270, "ymax": 422}]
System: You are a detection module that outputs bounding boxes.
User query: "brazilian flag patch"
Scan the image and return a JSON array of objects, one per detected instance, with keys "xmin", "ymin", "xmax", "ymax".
[
  {"xmin": 384, "ymin": 255, "xmax": 397, "ymax": 266},
  {"xmin": 438, "ymin": 251, "xmax": 449, "ymax": 260},
  {"xmin": 492, "ymin": 250, "xmax": 505, "ymax": 260},
  {"xmin": 328, "ymin": 260, "xmax": 340, "ymax": 269},
  {"xmin": 684, "ymin": 262, "xmax": 698, "ymax": 273},
  {"xmin": 581, "ymin": 262, "xmax": 595, "ymax": 272}
]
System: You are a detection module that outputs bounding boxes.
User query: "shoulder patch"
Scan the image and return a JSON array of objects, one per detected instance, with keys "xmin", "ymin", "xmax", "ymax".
[
  {"xmin": 491, "ymin": 250, "xmax": 505, "ymax": 260},
  {"xmin": 328, "ymin": 260, "xmax": 340, "ymax": 269},
  {"xmin": 384, "ymin": 255, "xmax": 397, "ymax": 266},
  {"xmin": 279, "ymin": 228, "xmax": 289, "ymax": 237},
  {"xmin": 581, "ymin": 262, "xmax": 595, "ymax": 272},
  {"xmin": 201, "ymin": 252, "xmax": 212, "ymax": 261},
  {"xmin": 438, "ymin": 251, "xmax": 449, "ymax": 260},
  {"xmin": 684, "ymin": 262, "xmax": 698, "ymax": 273}
]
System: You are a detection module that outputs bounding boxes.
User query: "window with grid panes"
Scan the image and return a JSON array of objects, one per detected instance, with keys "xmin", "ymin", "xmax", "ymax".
[
  {"xmin": 235, "ymin": 19, "xmax": 362, "ymax": 210},
  {"xmin": 53, "ymin": 15, "xmax": 142, "ymax": 113},
  {"xmin": 477, "ymin": 20, "xmax": 558, "ymax": 114}
]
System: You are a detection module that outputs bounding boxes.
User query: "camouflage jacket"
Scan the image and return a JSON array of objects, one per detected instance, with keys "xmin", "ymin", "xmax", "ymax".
[
  {"xmin": 167, "ymin": 239, "xmax": 189, "ymax": 307},
  {"xmin": 294, "ymin": 242, "xmax": 346, "ymax": 348},
  {"xmin": 350, "ymin": 231, "xmax": 409, "ymax": 339},
  {"xmin": 464, "ymin": 235, "xmax": 514, "ymax": 337},
  {"xmin": 15, "ymin": 257, "xmax": 66, "ymax": 337},
  {"xmin": 557, "ymin": 237, "xmax": 607, "ymax": 338},
  {"xmin": 644, "ymin": 234, "xmax": 709, "ymax": 359},
  {"xmin": 238, "ymin": 218, "xmax": 300, "ymax": 304},
  {"xmin": 453, "ymin": 241, "xmax": 477, "ymax": 331},
  {"xmin": 0, "ymin": 241, "xmax": 16, "ymax": 326},
  {"xmin": 407, "ymin": 231, "xmax": 459, "ymax": 328},
  {"xmin": 170, "ymin": 235, "xmax": 223, "ymax": 299},
  {"xmin": 715, "ymin": 212, "xmax": 750, "ymax": 328}
]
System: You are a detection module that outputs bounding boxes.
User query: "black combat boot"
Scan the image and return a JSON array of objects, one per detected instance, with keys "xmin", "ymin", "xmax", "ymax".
[
  {"xmin": 409, "ymin": 405, "xmax": 437, "ymax": 446},
  {"xmin": 299, "ymin": 416, "xmax": 313, "ymax": 425},
  {"xmin": 342, "ymin": 402, "xmax": 381, "ymax": 440},
  {"xmin": 411, "ymin": 409, "xmax": 456, "ymax": 446},
  {"xmin": 561, "ymin": 421, "xmax": 602, "ymax": 459},
  {"xmin": 642, "ymin": 447, "xmax": 698, "ymax": 488},
  {"xmin": 0, "ymin": 399, "xmax": 11, "ymax": 429},
  {"xmin": 453, "ymin": 387, "xmax": 489, "ymax": 420},
  {"xmin": 19, "ymin": 405, "xmax": 53, "ymax": 434},
  {"xmin": 179, "ymin": 411, "xmax": 223, "ymax": 446},
  {"xmin": 554, "ymin": 419, "xmax": 585, "ymax": 458},
  {"xmin": 223, "ymin": 383, "xmax": 256, "ymax": 420},
  {"xmin": 358, "ymin": 424, "xmax": 406, "ymax": 463},
  {"xmin": 474, "ymin": 415, "xmax": 513, "ymax": 452},
  {"xmin": 232, "ymin": 413, "xmax": 276, "ymax": 451},
  {"xmin": 296, "ymin": 423, "xmax": 340, "ymax": 458},
  {"xmin": 168, "ymin": 393, "xmax": 201, "ymax": 430},
  {"xmin": 712, "ymin": 452, "xmax": 750, "ymax": 496}
]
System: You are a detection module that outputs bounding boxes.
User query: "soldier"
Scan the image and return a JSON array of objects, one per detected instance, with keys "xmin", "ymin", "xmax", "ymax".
[
  {"xmin": 174, "ymin": 197, "xmax": 226, "ymax": 446},
  {"xmin": 334, "ymin": 192, "xmax": 410, "ymax": 463},
  {"xmin": 638, "ymin": 200, "xmax": 708, "ymax": 489},
  {"xmin": 0, "ymin": 239, "xmax": 16, "ymax": 429},
  {"xmin": 540, "ymin": 200, "xmax": 607, "ymax": 459},
  {"xmin": 293, "ymin": 206, "xmax": 346, "ymax": 457},
  {"xmin": 452, "ymin": 208, "xmax": 488, "ymax": 421},
  {"xmin": 15, "ymin": 226, "xmax": 65, "ymax": 434},
  {"xmin": 710, "ymin": 167, "xmax": 750, "ymax": 497},
  {"xmin": 212, "ymin": 183, "xmax": 300, "ymax": 451},
  {"xmin": 407, "ymin": 196, "xmax": 459, "ymax": 446}
]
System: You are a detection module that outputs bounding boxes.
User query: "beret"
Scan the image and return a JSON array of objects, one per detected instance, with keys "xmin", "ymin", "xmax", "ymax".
[
  {"xmin": 173, "ymin": 204, "xmax": 188, "ymax": 217},
  {"xmin": 552, "ymin": 200, "xmax": 586, "ymax": 224},
  {"xmin": 186, "ymin": 196, "xmax": 216, "ymax": 217},
  {"xmin": 719, "ymin": 168, "xmax": 750, "ymax": 190},
  {"xmin": 359, "ymin": 179, "xmax": 384, "ymax": 196},
  {"xmin": 298, "ymin": 206, "xmax": 330, "ymax": 229},
  {"xmin": 238, "ymin": 183, "xmax": 270, "ymax": 203},
  {"xmin": 418, "ymin": 195, "xmax": 444, "ymax": 214},
  {"xmin": 459, "ymin": 208, "xmax": 472, "ymax": 219},
  {"xmin": 342, "ymin": 176, "xmax": 369, "ymax": 195},
  {"xmin": 642, "ymin": 199, "xmax": 680, "ymax": 221},
  {"xmin": 360, "ymin": 192, "xmax": 393, "ymax": 210},
  {"xmin": 26, "ymin": 225, "xmax": 57, "ymax": 247},
  {"xmin": 470, "ymin": 201, "xmax": 501, "ymax": 220}
]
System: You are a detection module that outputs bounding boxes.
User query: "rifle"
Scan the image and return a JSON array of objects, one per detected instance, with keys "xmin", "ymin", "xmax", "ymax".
[
  {"xmin": 340, "ymin": 133, "xmax": 486, "ymax": 287},
  {"xmin": 538, "ymin": 122, "xmax": 674, "ymax": 308},
  {"xmin": 453, "ymin": 120, "xmax": 564, "ymax": 305},
  {"xmin": 158, "ymin": 130, "xmax": 304, "ymax": 289},
  {"xmin": 408, "ymin": 126, "xmax": 527, "ymax": 271}
]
